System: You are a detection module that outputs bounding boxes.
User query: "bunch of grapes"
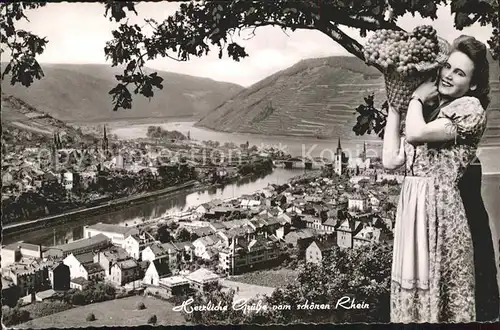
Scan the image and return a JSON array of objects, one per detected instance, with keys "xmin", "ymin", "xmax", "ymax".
[{"xmin": 364, "ymin": 25, "xmax": 440, "ymax": 77}]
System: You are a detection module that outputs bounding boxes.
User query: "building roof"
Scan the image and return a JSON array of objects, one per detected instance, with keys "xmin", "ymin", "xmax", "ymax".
[
  {"xmin": 56, "ymin": 234, "xmax": 110, "ymax": 253},
  {"xmin": 74, "ymin": 252, "xmax": 94, "ymax": 265},
  {"xmin": 285, "ymin": 228, "xmax": 316, "ymax": 241},
  {"xmin": 7, "ymin": 260, "xmax": 47, "ymax": 276},
  {"xmin": 323, "ymin": 218, "xmax": 338, "ymax": 227},
  {"xmin": 3, "ymin": 242, "xmax": 41, "ymax": 252},
  {"xmin": 86, "ymin": 223, "xmax": 138, "ymax": 236},
  {"xmin": 159, "ymin": 275, "xmax": 189, "ymax": 287},
  {"xmin": 152, "ymin": 259, "xmax": 170, "ymax": 277},
  {"xmin": 36, "ymin": 289, "xmax": 57, "ymax": 300},
  {"xmin": 83, "ymin": 262, "xmax": 104, "ymax": 274},
  {"xmin": 192, "ymin": 226, "xmax": 215, "ymax": 237},
  {"xmin": 311, "ymin": 239, "xmax": 337, "ymax": 252},
  {"xmin": 173, "ymin": 241, "xmax": 194, "ymax": 250},
  {"xmin": 186, "ymin": 268, "xmax": 220, "ymax": 283},
  {"xmin": 195, "ymin": 235, "xmax": 217, "ymax": 247},
  {"xmin": 160, "ymin": 242, "xmax": 178, "ymax": 254},
  {"xmin": 149, "ymin": 243, "xmax": 168, "ymax": 257},
  {"xmin": 117, "ymin": 259, "xmax": 138, "ymax": 270},
  {"xmin": 71, "ymin": 277, "xmax": 91, "ymax": 286},
  {"xmin": 102, "ymin": 246, "xmax": 130, "ymax": 262}
]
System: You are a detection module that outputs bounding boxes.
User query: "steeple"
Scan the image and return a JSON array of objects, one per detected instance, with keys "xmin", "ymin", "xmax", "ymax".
[{"xmin": 102, "ymin": 125, "xmax": 109, "ymax": 151}]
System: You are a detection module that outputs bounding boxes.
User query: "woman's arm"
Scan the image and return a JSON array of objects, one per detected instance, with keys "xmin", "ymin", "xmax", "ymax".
[
  {"xmin": 406, "ymin": 98, "xmax": 456, "ymax": 144},
  {"xmin": 405, "ymin": 78, "xmax": 460, "ymax": 144},
  {"xmin": 382, "ymin": 106, "xmax": 405, "ymax": 170}
]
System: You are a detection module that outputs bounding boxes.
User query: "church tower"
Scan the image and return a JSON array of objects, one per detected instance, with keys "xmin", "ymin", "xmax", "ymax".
[
  {"xmin": 52, "ymin": 132, "xmax": 60, "ymax": 171},
  {"xmin": 102, "ymin": 125, "xmax": 109, "ymax": 152},
  {"xmin": 335, "ymin": 138, "xmax": 344, "ymax": 176}
]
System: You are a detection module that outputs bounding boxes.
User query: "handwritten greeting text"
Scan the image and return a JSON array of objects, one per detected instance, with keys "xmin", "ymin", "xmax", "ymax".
[{"xmin": 172, "ymin": 297, "xmax": 370, "ymax": 314}]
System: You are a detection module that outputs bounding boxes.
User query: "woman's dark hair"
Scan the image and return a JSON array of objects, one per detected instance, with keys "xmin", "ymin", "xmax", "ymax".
[{"xmin": 449, "ymin": 35, "xmax": 491, "ymax": 109}]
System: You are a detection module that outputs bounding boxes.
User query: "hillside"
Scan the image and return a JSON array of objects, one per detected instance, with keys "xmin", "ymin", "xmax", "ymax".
[
  {"xmin": 196, "ymin": 55, "xmax": 500, "ymax": 146},
  {"xmin": 1, "ymin": 94, "xmax": 94, "ymax": 147},
  {"xmin": 1, "ymin": 63, "xmax": 243, "ymax": 123}
]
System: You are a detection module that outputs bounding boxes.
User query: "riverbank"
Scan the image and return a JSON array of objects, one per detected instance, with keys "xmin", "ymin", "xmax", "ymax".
[
  {"xmin": 2, "ymin": 180, "xmax": 197, "ymax": 237},
  {"xmin": 2, "ymin": 168, "xmax": 278, "ymax": 239}
]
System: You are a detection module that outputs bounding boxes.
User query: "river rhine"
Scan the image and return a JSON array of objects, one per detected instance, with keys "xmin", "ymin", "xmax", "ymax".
[{"xmin": 4, "ymin": 168, "xmax": 304, "ymax": 246}]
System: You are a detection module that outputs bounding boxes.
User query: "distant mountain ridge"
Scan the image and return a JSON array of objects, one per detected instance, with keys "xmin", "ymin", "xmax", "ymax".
[
  {"xmin": 196, "ymin": 55, "xmax": 500, "ymax": 145},
  {"xmin": 1, "ymin": 63, "xmax": 244, "ymax": 123}
]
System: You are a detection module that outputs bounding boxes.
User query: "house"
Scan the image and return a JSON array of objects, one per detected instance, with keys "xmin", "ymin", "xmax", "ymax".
[
  {"xmin": 303, "ymin": 214, "xmax": 324, "ymax": 231},
  {"xmin": 306, "ymin": 238, "xmax": 337, "ymax": 265},
  {"xmin": 141, "ymin": 242, "xmax": 185, "ymax": 272},
  {"xmin": 275, "ymin": 222, "xmax": 292, "ymax": 240},
  {"xmin": 285, "ymin": 205, "xmax": 303, "ymax": 214},
  {"xmin": 321, "ymin": 218, "xmax": 338, "ymax": 233},
  {"xmin": 44, "ymin": 234, "xmax": 111, "ymax": 259},
  {"xmin": 48, "ymin": 262, "xmax": 70, "ymax": 291},
  {"xmin": 277, "ymin": 212, "xmax": 293, "ymax": 224},
  {"xmin": 94, "ymin": 246, "xmax": 137, "ymax": 284},
  {"xmin": 240, "ymin": 199, "xmax": 261, "ymax": 210},
  {"xmin": 284, "ymin": 229, "xmax": 316, "ymax": 249},
  {"xmin": 60, "ymin": 171, "xmax": 74, "ymax": 190},
  {"xmin": 1, "ymin": 242, "xmax": 43, "ymax": 268},
  {"xmin": 369, "ymin": 196, "xmax": 381, "ymax": 210},
  {"xmin": 2, "ymin": 259, "xmax": 51, "ymax": 296},
  {"xmin": 190, "ymin": 226, "xmax": 216, "ymax": 238},
  {"xmin": 348, "ymin": 193, "xmax": 369, "ymax": 212},
  {"xmin": 192, "ymin": 234, "xmax": 224, "ymax": 260},
  {"xmin": 208, "ymin": 222, "xmax": 226, "ymax": 233},
  {"xmin": 123, "ymin": 233, "xmax": 154, "ymax": 260},
  {"xmin": 353, "ymin": 226, "xmax": 383, "ymax": 248},
  {"xmin": 142, "ymin": 243, "xmax": 170, "ymax": 263},
  {"xmin": 123, "ymin": 234, "xmax": 141, "ymax": 260},
  {"xmin": 173, "ymin": 241, "xmax": 195, "ymax": 263},
  {"xmin": 84, "ymin": 223, "xmax": 139, "ymax": 246},
  {"xmin": 63, "ymin": 253, "xmax": 104, "ymax": 282},
  {"xmin": 219, "ymin": 234, "xmax": 281, "ymax": 275},
  {"xmin": 110, "ymin": 259, "xmax": 140, "ymax": 286},
  {"xmin": 336, "ymin": 219, "xmax": 364, "ymax": 249},
  {"xmin": 143, "ymin": 259, "xmax": 171, "ymax": 286},
  {"xmin": 70, "ymin": 277, "xmax": 91, "ymax": 291},
  {"xmin": 195, "ymin": 204, "xmax": 208, "ymax": 215},
  {"xmin": 185, "ymin": 268, "xmax": 221, "ymax": 292},
  {"xmin": 158, "ymin": 275, "xmax": 190, "ymax": 297}
]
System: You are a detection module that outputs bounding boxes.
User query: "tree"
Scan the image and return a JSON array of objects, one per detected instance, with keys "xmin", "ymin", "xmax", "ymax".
[
  {"xmin": 175, "ymin": 227, "xmax": 192, "ymax": 242},
  {"xmin": 156, "ymin": 224, "xmax": 172, "ymax": 243},
  {"xmin": 249, "ymin": 244, "xmax": 393, "ymax": 324},
  {"xmin": 3, "ymin": 1, "xmax": 497, "ymax": 115}
]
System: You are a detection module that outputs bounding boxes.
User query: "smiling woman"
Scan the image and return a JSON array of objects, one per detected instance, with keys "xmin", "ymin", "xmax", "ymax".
[{"xmin": 384, "ymin": 35, "xmax": 499, "ymax": 323}]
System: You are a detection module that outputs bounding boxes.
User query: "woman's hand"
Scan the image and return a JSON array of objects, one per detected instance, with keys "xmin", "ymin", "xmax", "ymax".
[{"xmin": 412, "ymin": 77, "xmax": 439, "ymax": 104}]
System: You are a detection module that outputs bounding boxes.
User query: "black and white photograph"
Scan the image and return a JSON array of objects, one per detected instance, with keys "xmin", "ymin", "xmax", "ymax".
[{"xmin": 1, "ymin": 0, "xmax": 499, "ymax": 327}]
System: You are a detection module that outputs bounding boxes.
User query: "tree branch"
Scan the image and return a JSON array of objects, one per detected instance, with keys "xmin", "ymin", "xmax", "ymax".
[{"xmin": 334, "ymin": 14, "xmax": 404, "ymax": 32}]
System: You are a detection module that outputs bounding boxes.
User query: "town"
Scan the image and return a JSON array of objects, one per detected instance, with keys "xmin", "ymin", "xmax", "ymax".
[{"xmin": 1, "ymin": 122, "xmax": 405, "ymax": 326}]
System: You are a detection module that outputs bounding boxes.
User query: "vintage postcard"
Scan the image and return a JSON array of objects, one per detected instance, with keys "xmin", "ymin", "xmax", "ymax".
[{"xmin": 1, "ymin": 0, "xmax": 499, "ymax": 328}]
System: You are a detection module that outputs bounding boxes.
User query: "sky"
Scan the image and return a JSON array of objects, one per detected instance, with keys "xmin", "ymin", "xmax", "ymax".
[{"xmin": 10, "ymin": 1, "xmax": 494, "ymax": 87}]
